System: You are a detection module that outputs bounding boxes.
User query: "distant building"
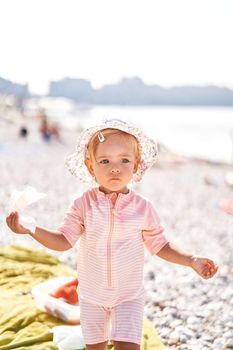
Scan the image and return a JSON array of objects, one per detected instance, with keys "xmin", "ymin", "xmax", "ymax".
[
  {"xmin": 1, "ymin": 75, "xmax": 233, "ymax": 106},
  {"xmin": 49, "ymin": 77, "xmax": 233, "ymax": 106},
  {"xmin": 49, "ymin": 78, "xmax": 94, "ymax": 103},
  {"xmin": 0, "ymin": 76, "xmax": 29, "ymax": 98}
]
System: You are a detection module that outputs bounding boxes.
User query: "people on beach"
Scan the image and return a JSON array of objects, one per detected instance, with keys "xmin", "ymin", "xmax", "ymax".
[
  {"xmin": 19, "ymin": 125, "xmax": 28, "ymax": 138},
  {"xmin": 38, "ymin": 110, "xmax": 61, "ymax": 142},
  {"xmin": 6, "ymin": 119, "xmax": 218, "ymax": 350}
]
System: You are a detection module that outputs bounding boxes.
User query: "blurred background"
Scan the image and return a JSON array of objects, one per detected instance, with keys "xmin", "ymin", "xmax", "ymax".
[{"xmin": 0, "ymin": 0, "xmax": 233, "ymax": 164}]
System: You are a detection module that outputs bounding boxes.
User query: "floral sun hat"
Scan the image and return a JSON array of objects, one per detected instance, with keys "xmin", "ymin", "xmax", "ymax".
[{"xmin": 66, "ymin": 118, "xmax": 158, "ymax": 186}]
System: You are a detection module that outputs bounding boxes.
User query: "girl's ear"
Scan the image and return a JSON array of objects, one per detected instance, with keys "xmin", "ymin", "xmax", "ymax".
[
  {"xmin": 133, "ymin": 158, "xmax": 140, "ymax": 173},
  {"xmin": 84, "ymin": 158, "xmax": 95, "ymax": 176}
]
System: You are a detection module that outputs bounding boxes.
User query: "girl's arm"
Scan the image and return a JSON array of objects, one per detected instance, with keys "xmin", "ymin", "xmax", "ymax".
[
  {"xmin": 156, "ymin": 242, "xmax": 218, "ymax": 279},
  {"xmin": 6, "ymin": 211, "xmax": 72, "ymax": 251},
  {"xmin": 156, "ymin": 242, "xmax": 193, "ymax": 266},
  {"xmin": 30, "ymin": 226, "xmax": 72, "ymax": 251}
]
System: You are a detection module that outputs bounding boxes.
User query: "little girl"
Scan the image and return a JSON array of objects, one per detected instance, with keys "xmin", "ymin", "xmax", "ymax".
[{"xmin": 6, "ymin": 119, "xmax": 218, "ymax": 350}]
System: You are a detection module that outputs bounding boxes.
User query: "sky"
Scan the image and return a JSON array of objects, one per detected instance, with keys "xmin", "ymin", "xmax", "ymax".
[{"xmin": 0, "ymin": 0, "xmax": 233, "ymax": 94}]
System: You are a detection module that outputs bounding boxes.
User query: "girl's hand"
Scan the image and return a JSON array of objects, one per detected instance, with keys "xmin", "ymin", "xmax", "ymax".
[
  {"xmin": 6, "ymin": 212, "xmax": 31, "ymax": 234},
  {"xmin": 191, "ymin": 256, "xmax": 218, "ymax": 279}
]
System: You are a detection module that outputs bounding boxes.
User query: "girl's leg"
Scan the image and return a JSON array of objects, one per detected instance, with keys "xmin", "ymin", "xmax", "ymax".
[
  {"xmin": 112, "ymin": 341, "xmax": 140, "ymax": 350},
  {"xmin": 86, "ymin": 341, "xmax": 108, "ymax": 350},
  {"xmin": 79, "ymin": 299, "xmax": 110, "ymax": 347},
  {"xmin": 110, "ymin": 297, "xmax": 144, "ymax": 348}
]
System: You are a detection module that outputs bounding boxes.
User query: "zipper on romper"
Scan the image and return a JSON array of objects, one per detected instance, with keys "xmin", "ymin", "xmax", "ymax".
[{"xmin": 107, "ymin": 194, "xmax": 120, "ymax": 288}]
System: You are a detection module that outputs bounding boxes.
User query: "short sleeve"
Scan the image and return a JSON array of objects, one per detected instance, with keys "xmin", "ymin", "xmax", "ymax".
[
  {"xmin": 142, "ymin": 201, "xmax": 168, "ymax": 255},
  {"xmin": 57, "ymin": 197, "xmax": 84, "ymax": 247}
]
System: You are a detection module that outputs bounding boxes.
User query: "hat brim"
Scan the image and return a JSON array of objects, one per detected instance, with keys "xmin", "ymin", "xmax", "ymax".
[{"xmin": 66, "ymin": 120, "xmax": 158, "ymax": 186}]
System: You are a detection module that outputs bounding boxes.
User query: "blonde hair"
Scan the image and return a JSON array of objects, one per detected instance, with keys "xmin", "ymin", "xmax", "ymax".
[{"xmin": 86, "ymin": 128, "xmax": 140, "ymax": 162}]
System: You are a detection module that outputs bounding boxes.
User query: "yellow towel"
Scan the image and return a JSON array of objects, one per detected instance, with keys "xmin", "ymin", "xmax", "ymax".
[{"xmin": 0, "ymin": 245, "xmax": 164, "ymax": 349}]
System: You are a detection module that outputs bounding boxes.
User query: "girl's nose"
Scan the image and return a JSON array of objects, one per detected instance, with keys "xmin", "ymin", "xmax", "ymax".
[{"xmin": 111, "ymin": 167, "xmax": 120, "ymax": 174}]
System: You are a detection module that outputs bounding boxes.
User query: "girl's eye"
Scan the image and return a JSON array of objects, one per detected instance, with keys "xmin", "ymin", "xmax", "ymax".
[
  {"xmin": 122, "ymin": 158, "xmax": 130, "ymax": 163},
  {"xmin": 100, "ymin": 159, "xmax": 109, "ymax": 164}
]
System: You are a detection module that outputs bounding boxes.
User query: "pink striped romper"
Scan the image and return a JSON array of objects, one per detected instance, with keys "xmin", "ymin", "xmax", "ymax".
[{"xmin": 58, "ymin": 187, "xmax": 168, "ymax": 345}]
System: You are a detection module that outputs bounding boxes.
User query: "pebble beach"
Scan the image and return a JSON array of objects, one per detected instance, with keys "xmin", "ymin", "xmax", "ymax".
[{"xmin": 0, "ymin": 117, "xmax": 233, "ymax": 350}]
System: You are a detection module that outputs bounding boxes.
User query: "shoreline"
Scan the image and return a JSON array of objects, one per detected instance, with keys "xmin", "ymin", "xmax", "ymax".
[{"xmin": 1, "ymin": 115, "xmax": 233, "ymax": 168}]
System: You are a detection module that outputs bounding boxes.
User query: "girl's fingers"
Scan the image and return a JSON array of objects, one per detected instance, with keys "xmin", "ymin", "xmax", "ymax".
[
  {"xmin": 204, "ymin": 259, "xmax": 218, "ymax": 273},
  {"xmin": 6, "ymin": 212, "xmax": 20, "ymax": 231},
  {"xmin": 205, "ymin": 265, "xmax": 218, "ymax": 279},
  {"xmin": 10, "ymin": 213, "xmax": 15, "ymax": 227},
  {"xmin": 203, "ymin": 269, "xmax": 210, "ymax": 278},
  {"xmin": 200, "ymin": 260, "xmax": 218, "ymax": 279},
  {"xmin": 6, "ymin": 213, "xmax": 13, "ymax": 226},
  {"xmin": 13, "ymin": 212, "xmax": 18, "ymax": 225},
  {"xmin": 206, "ymin": 259, "xmax": 216, "ymax": 268},
  {"xmin": 12, "ymin": 212, "xmax": 19, "ymax": 225},
  {"xmin": 7, "ymin": 212, "xmax": 16, "ymax": 223}
]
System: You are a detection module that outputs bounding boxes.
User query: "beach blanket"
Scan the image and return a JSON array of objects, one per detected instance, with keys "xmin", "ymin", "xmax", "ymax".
[{"xmin": 0, "ymin": 245, "xmax": 164, "ymax": 349}]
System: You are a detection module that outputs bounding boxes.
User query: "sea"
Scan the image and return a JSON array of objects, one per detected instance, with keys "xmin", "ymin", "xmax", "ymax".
[{"xmin": 27, "ymin": 99, "xmax": 233, "ymax": 164}]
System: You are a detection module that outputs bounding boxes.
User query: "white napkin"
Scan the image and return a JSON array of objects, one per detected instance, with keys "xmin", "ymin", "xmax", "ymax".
[
  {"xmin": 51, "ymin": 325, "xmax": 85, "ymax": 350},
  {"xmin": 9, "ymin": 186, "xmax": 47, "ymax": 233}
]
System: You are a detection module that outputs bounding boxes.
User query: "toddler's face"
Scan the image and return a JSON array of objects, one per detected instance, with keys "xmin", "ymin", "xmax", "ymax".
[{"xmin": 85, "ymin": 133, "xmax": 139, "ymax": 194}]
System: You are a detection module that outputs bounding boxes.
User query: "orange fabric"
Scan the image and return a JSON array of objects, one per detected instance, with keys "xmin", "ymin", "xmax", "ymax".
[{"xmin": 50, "ymin": 278, "xmax": 79, "ymax": 304}]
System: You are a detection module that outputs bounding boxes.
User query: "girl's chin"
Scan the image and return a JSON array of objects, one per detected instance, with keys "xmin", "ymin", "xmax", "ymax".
[{"xmin": 99, "ymin": 185, "xmax": 128, "ymax": 194}]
